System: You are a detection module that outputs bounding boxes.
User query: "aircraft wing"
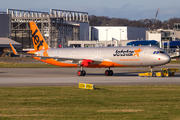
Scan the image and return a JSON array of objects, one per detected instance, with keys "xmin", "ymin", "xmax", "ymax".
[{"xmin": 37, "ymin": 56, "xmax": 104, "ymax": 66}]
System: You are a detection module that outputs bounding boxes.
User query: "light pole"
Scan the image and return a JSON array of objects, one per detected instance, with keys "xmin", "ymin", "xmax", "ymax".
[
  {"xmin": 106, "ymin": 29, "xmax": 108, "ymax": 47},
  {"xmin": 119, "ymin": 29, "xmax": 122, "ymax": 46}
]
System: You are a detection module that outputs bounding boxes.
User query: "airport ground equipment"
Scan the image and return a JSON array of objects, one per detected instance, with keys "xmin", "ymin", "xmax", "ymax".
[{"xmin": 139, "ymin": 68, "xmax": 179, "ymax": 77}]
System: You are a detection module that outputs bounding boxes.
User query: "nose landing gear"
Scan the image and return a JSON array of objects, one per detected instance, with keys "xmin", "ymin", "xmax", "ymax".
[
  {"xmin": 149, "ymin": 66, "xmax": 156, "ymax": 77},
  {"xmin": 77, "ymin": 67, "xmax": 114, "ymax": 76}
]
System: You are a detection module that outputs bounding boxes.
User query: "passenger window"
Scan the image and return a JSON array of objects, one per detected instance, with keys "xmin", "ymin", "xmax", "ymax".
[
  {"xmin": 153, "ymin": 51, "xmax": 156, "ymax": 54},
  {"xmin": 157, "ymin": 51, "xmax": 159, "ymax": 54}
]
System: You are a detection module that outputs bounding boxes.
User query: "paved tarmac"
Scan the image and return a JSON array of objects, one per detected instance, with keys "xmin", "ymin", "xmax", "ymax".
[{"xmin": 0, "ymin": 64, "xmax": 180, "ymax": 87}]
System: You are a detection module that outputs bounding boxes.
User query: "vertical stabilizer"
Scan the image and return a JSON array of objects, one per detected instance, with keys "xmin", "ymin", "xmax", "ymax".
[{"xmin": 29, "ymin": 21, "xmax": 49, "ymax": 50}]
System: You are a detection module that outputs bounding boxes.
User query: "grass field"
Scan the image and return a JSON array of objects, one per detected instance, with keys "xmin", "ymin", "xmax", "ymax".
[
  {"xmin": 0, "ymin": 62, "xmax": 59, "ymax": 68},
  {"xmin": 170, "ymin": 60, "xmax": 180, "ymax": 64},
  {"xmin": 0, "ymin": 85, "xmax": 180, "ymax": 120}
]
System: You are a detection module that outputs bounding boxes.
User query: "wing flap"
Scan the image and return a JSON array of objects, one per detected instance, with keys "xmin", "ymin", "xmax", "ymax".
[{"xmin": 38, "ymin": 56, "xmax": 105, "ymax": 66}]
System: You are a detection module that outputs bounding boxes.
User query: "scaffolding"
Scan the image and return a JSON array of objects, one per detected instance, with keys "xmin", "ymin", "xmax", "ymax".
[
  {"xmin": 50, "ymin": 9, "xmax": 88, "ymax": 23},
  {"xmin": 7, "ymin": 9, "xmax": 88, "ymax": 49}
]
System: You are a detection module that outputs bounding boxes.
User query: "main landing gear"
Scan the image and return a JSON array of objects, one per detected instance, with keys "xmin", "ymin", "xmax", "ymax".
[
  {"xmin": 77, "ymin": 67, "xmax": 114, "ymax": 76},
  {"xmin": 105, "ymin": 67, "xmax": 113, "ymax": 76},
  {"xmin": 77, "ymin": 66, "xmax": 86, "ymax": 76},
  {"xmin": 77, "ymin": 70, "xmax": 86, "ymax": 76}
]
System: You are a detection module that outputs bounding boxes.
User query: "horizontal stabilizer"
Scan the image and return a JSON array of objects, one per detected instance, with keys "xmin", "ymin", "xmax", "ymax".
[
  {"xmin": 10, "ymin": 43, "xmax": 17, "ymax": 55},
  {"xmin": 9, "ymin": 43, "xmax": 37, "ymax": 57}
]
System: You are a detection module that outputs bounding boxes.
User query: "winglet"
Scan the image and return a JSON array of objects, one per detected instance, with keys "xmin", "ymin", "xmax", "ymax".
[{"xmin": 9, "ymin": 43, "xmax": 18, "ymax": 55}]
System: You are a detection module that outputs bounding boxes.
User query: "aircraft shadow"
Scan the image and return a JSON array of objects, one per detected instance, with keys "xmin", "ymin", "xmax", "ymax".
[
  {"xmin": 87, "ymin": 72, "xmax": 138, "ymax": 76},
  {"xmin": 87, "ymin": 72, "xmax": 180, "ymax": 77},
  {"xmin": 113, "ymin": 73, "xmax": 138, "ymax": 76},
  {"xmin": 172, "ymin": 75, "xmax": 180, "ymax": 77},
  {"xmin": 0, "ymin": 72, "xmax": 7, "ymax": 74}
]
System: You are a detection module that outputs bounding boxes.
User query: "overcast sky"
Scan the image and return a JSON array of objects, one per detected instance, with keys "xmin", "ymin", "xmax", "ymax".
[{"xmin": 0, "ymin": 0, "xmax": 180, "ymax": 21}]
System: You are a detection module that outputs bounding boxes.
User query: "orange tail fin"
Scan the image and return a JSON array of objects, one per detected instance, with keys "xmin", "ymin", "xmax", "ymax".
[{"xmin": 29, "ymin": 21, "xmax": 49, "ymax": 50}]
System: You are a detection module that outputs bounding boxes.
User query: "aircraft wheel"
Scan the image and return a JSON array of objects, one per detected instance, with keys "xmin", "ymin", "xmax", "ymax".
[
  {"xmin": 109, "ymin": 70, "xmax": 113, "ymax": 76},
  {"xmin": 105, "ymin": 70, "xmax": 110, "ymax": 76},
  {"xmin": 77, "ymin": 70, "xmax": 82, "ymax": 76},
  {"xmin": 82, "ymin": 70, "xmax": 86, "ymax": 76},
  {"xmin": 77, "ymin": 70, "xmax": 86, "ymax": 76}
]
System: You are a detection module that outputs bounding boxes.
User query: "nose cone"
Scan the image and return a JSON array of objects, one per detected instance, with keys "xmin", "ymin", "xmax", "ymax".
[{"xmin": 160, "ymin": 54, "xmax": 171, "ymax": 64}]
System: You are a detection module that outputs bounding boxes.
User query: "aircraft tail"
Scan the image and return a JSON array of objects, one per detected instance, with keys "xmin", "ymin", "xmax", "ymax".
[{"xmin": 29, "ymin": 21, "xmax": 49, "ymax": 50}]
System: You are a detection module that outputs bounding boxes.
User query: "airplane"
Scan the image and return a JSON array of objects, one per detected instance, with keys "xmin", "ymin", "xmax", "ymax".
[{"xmin": 10, "ymin": 21, "xmax": 171, "ymax": 76}]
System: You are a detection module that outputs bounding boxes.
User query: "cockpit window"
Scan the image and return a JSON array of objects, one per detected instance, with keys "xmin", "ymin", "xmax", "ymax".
[
  {"xmin": 160, "ymin": 51, "xmax": 165, "ymax": 54},
  {"xmin": 153, "ymin": 51, "xmax": 165, "ymax": 54}
]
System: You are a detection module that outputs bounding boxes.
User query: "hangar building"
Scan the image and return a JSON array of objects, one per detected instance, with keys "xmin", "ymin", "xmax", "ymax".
[
  {"xmin": 91, "ymin": 26, "xmax": 148, "ymax": 41},
  {"xmin": 69, "ymin": 26, "xmax": 149, "ymax": 47},
  {"xmin": 0, "ymin": 13, "xmax": 21, "ymax": 56},
  {"xmin": 3, "ymin": 9, "xmax": 89, "ymax": 50}
]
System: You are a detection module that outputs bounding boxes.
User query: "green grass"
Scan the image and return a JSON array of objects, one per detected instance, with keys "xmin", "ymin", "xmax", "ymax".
[
  {"xmin": 0, "ymin": 62, "xmax": 59, "ymax": 68},
  {"xmin": 170, "ymin": 60, "xmax": 180, "ymax": 64},
  {"xmin": 0, "ymin": 85, "xmax": 180, "ymax": 120},
  {"xmin": 0, "ymin": 57, "xmax": 35, "ymax": 61}
]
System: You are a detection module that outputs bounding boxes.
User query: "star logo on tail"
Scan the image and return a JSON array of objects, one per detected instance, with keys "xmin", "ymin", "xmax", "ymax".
[{"xmin": 133, "ymin": 48, "xmax": 142, "ymax": 57}]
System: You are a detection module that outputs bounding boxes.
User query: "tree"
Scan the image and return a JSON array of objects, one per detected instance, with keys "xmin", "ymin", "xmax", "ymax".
[{"xmin": 88, "ymin": 15, "xmax": 180, "ymax": 29}]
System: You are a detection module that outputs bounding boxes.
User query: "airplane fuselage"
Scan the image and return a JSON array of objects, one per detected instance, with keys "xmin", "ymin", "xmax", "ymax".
[{"xmin": 35, "ymin": 46, "xmax": 171, "ymax": 68}]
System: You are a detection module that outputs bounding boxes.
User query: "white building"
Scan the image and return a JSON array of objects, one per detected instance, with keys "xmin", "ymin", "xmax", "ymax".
[
  {"xmin": 146, "ymin": 29, "xmax": 180, "ymax": 48},
  {"xmin": 68, "ymin": 26, "xmax": 149, "ymax": 47},
  {"xmin": 90, "ymin": 26, "xmax": 148, "ymax": 41}
]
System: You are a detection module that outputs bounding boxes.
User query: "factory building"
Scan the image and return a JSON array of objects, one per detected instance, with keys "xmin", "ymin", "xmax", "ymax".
[
  {"xmin": 0, "ymin": 9, "xmax": 89, "ymax": 51},
  {"xmin": 9, "ymin": 9, "xmax": 89, "ymax": 49},
  {"xmin": 1, "ymin": 8, "xmax": 152, "ymax": 56},
  {"xmin": 146, "ymin": 23, "xmax": 180, "ymax": 48},
  {"xmin": 69, "ymin": 26, "xmax": 148, "ymax": 47},
  {"xmin": 146, "ymin": 23, "xmax": 180, "ymax": 58},
  {"xmin": 0, "ymin": 13, "xmax": 21, "ymax": 56},
  {"xmin": 91, "ymin": 26, "xmax": 148, "ymax": 41}
]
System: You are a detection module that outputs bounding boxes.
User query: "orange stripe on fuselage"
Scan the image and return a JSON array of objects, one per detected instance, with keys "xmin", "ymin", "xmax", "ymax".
[
  {"xmin": 34, "ymin": 57, "xmax": 129, "ymax": 68},
  {"xmin": 34, "ymin": 57, "xmax": 78, "ymax": 67}
]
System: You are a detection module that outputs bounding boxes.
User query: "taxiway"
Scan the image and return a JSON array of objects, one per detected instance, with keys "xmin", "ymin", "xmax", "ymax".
[{"xmin": 0, "ymin": 64, "xmax": 180, "ymax": 87}]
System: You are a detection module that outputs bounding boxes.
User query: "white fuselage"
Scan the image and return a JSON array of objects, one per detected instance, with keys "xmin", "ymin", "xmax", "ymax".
[{"xmin": 36, "ymin": 46, "xmax": 171, "ymax": 67}]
